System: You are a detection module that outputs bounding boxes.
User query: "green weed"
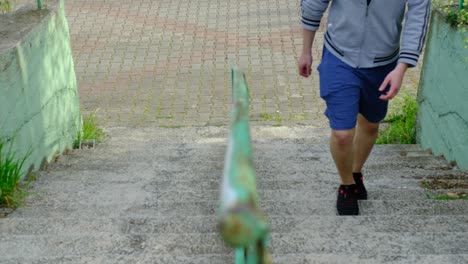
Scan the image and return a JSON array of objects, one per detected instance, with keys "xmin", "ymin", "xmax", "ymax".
[
  {"xmin": 154, "ymin": 105, "xmax": 174, "ymax": 120},
  {"xmin": 0, "ymin": 139, "xmax": 32, "ymax": 208},
  {"xmin": 159, "ymin": 125, "xmax": 184, "ymax": 128},
  {"xmin": 289, "ymin": 114, "xmax": 308, "ymax": 122},
  {"xmin": 434, "ymin": 194, "xmax": 468, "ymax": 200},
  {"xmin": 74, "ymin": 111, "xmax": 106, "ymax": 148},
  {"xmin": 261, "ymin": 112, "xmax": 282, "ymax": 126},
  {"xmin": 376, "ymin": 92, "xmax": 418, "ymax": 144},
  {"xmin": 0, "ymin": 1, "xmax": 11, "ymax": 13},
  {"xmin": 442, "ymin": 1, "xmax": 468, "ymax": 27}
]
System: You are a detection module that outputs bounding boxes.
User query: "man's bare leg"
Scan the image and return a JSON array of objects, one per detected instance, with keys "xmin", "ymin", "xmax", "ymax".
[
  {"xmin": 330, "ymin": 129, "xmax": 356, "ymax": 185},
  {"xmin": 353, "ymin": 114, "xmax": 380, "ymax": 173}
]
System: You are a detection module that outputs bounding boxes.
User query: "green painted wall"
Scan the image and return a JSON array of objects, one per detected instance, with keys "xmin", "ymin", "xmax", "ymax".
[
  {"xmin": 0, "ymin": 0, "xmax": 80, "ymax": 175},
  {"xmin": 417, "ymin": 11, "xmax": 468, "ymax": 169}
]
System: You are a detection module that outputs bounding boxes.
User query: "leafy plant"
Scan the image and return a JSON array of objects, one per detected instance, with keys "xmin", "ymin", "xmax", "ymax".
[
  {"xmin": 261, "ymin": 112, "xmax": 282, "ymax": 126},
  {"xmin": 434, "ymin": 193, "xmax": 468, "ymax": 200},
  {"xmin": 74, "ymin": 110, "xmax": 106, "ymax": 148},
  {"xmin": 377, "ymin": 92, "xmax": 418, "ymax": 144},
  {"xmin": 0, "ymin": 139, "xmax": 31, "ymax": 208},
  {"xmin": 0, "ymin": 0, "xmax": 11, "ymax": 13},
  {"xmin": 425, "ymin": 191, "xmax": 468, "ymax": 200},
  {"xmin": 432, "ymin": 0, "xmax": 468, "ymax": 47},
  {"xmin": 446, "ymin": 3, "xmax": 468, "ymax": 27},
  {"xmin": 434, "ymin": 0, "xmax": 468, "ymax": 26}
]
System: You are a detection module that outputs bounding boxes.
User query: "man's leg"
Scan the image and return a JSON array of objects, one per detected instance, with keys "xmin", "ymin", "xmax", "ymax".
[
  {"xmin": 317, "ymin": 47, "xmax": 361, "ymax": 215},
  {"xmin": 353, "ymin": 114, "xmax": 380, "ymax": 173},
  {"xmin": 330, "ymin": 129, "xmax": 356, "ymax": 185},
  {"xmin": 331, "ymin": 128, "xmax": 360, "ymax": 215}
]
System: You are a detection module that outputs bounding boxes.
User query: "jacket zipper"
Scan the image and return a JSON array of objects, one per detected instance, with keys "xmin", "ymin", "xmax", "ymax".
[{"xmin": 357, "ymin": 0, "xmax": 373, "ymax": 68}]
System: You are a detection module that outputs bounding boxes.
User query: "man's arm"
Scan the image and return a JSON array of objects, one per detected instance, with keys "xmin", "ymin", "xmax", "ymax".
[
  {"xmin": 301, "ymin": 0, "xmax": 331, "ymax": 31},
  {"xmin": 299, "ymin": 29, "xmax": 316, "ymax": 77},
  {"xmin": 379, "ymin": 0, "xmax": 431, "ymax": 100},
  {"xmin": 298, "ymin": 0, "xmax": 331, "ymax": 77},
  {"xmin": 399, "ymin": 0, "xmax": 432, "ymax": 67}
]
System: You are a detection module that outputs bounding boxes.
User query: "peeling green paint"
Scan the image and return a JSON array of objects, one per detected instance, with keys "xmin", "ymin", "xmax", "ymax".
[{"xmin": 219, "ymin": 68, "xmax": 270, "ymax": 264}]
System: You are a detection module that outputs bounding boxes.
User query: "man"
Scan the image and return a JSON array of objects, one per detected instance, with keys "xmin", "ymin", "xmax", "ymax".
[{"xmin": 298, "ymin": 0, "xmax": 431, "ymax": 215}]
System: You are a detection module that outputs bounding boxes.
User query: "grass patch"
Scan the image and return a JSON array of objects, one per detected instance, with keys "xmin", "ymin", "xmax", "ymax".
[
  {"xmin": 0, "ymin": 1, "xmax": 12, "ymax": 14},
  {"xmin": 155, "ymin": 105, "xmax": 174, "ymax": 120},
  {"xmin": 421, "ymin": 178, "xmax": 468, "ymax": 190},
  {"xmin": 159, "ymin": 125, "xmax": 184, "ymax": 128},
  {"xmin": 376, "ymin": 92, "xmax": 418, "ymax": 144},
  {"xmin": 156, "ymin": 115, "xmax": 174, "ymax": 119},
  {"xmin": 434, "ymin": 194, "xmax": 468, "ymax": 200},
  {"xmin": 261, "ymin": 112, "xmax": 282, "ymax": 126},
  {"xmin": 440, "ymin": 1, "xmax": 468, "ymax": 27},
  {"xmin": 425, "ymin": 191, "xmax": 468, "ymax": 200},
  {"xmin": 289, "ymin": 114, "xmax": 308, "ymax": 122},
  {"xmin": 0, "ymin": 139, "xmax": 33, "ymax": 208},
  {"xmin": 74, "ymin": 111, "xmax": 106, "ymax": 148}
]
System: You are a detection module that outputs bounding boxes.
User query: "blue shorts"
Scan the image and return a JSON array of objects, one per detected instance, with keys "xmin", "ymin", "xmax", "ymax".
[{"xmin": 318, "ymin": 47, "xmax": 396, "ymax": 130}]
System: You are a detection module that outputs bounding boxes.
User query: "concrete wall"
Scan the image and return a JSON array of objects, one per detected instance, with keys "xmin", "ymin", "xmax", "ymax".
[
  {"xmin": 417, "ymin": 11, "xmax": 468, "ymax": 169},
  {"xmin": 0, "ymin": 0, "xmax": 80, "ymax": 175}
]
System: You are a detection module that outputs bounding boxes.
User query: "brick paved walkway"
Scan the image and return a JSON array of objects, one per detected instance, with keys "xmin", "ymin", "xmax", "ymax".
[{"xmin": 65, "ymin": 0, "xmax": 422, "ymax": 127}]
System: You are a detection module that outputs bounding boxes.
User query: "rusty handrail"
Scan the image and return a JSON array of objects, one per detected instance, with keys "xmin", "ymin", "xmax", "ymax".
[{"xmin": 219, "ymin": 68, "xmax": 270, "ymax": 264}]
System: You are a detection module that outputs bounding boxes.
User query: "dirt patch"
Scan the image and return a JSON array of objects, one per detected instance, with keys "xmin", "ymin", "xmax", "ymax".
[
  {"xmin": 0, "ymin": 207, "xmax": 13, "ymax": 218},
  {"xmin": 421, "ymin": 179, "xmax": 468, "ymax": 190},
  {"xmin": 426, "ymin": 173, "xmax": 468, "ymax": 180}
]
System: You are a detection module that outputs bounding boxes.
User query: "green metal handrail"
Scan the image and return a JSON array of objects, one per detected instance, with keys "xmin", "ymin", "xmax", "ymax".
[
  {"xmin": 37, "ymin": 0, "xmax": 43, "ymax": 9},
  {"xmin": 460, "ymin": 0, "xmax": 465, "ymax": 11},
  {"xmin": 219, "ymin": 68, "xmax": 270, "ymax": 264}
]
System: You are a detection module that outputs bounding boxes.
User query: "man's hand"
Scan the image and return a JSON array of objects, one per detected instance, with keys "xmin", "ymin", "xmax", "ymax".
[
  {"xmin": 298, "ymin": 53, "xmax": 313, "ymax": 78},
  {"xmin": 378, "ymin": 63, "xmax": 409, "ymax": 101}
]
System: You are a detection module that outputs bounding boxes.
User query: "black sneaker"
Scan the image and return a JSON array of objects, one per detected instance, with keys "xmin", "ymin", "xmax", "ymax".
[
  {"xmin": 336, "ymin": 184, "xmax": 359, "ymax": 215},
  {"xmin": 353, "ymin": 172, "xmax": 368, "ymax": 200}
]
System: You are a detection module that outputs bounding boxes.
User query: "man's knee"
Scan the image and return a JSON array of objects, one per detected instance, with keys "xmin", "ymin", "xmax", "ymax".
[
  {"xmin": 358, "ymin": 115, "xmax": 379, "ymax": 135},
  {"xmin": 331, "ymin": 130, "xmax": 354, "ymax": 146}
]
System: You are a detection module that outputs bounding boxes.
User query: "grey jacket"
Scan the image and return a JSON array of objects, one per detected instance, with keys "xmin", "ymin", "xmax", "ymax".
[{"xmin": 301, "ymin": 0, "xmax": 431, "ymax": 68}]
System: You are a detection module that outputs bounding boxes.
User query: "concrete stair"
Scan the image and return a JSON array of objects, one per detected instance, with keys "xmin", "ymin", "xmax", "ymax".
[{"xmin": 1, "ymin": 127, "xmax": 467, "ymax": 263}]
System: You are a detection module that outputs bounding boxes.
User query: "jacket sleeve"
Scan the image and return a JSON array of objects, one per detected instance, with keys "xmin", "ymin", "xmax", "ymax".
[
  {"xmin": 301, "ymin": 0, "xmax": 331, "ymax": 31},
  {"xmin": 399, "ymin": 0, "xmax": 431, "ymax": 67}
]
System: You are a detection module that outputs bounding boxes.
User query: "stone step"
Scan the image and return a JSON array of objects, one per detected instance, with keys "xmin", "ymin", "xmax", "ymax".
[
  {"xmin": 34, "ymin": 164, "xmax": 467, "ymax": 189},
  {"xmin": 3, "ymin": 126, "xmax": 465, "ymax": 264},
  {"xmin": 2, "ymin": 215, "xmax": 468, "ymax": 235},
  {"xmin": 10, "ymin": 199, "xmax": 468, "ymax": 218},
  {"xmin": 1, "ymin": 232, "xmax": 467, "ymax": 258},
  {"xmin": 24, "ymin": 180, "xmax": 467, "ymax": 203},
  {"xmin": 275, "ymin": 254, "xmax": 468, "ymax": 264},
  {"xmin": 50, "ymin": 148, "xmax": 447, "ymax": 173},
  {"xmin": 2, "ymin": 254, "xmax": 467, "ymax": 264},
  {"xmin": 0, "ymin": 255, "xmax": 232, "ymax": 264},
  {"xmin": 48, "ymin": 143, "xmax": 442, "ymax": 171}
]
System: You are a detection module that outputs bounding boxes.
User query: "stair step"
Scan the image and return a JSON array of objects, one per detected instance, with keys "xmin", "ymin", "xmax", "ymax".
[
  {"xmin": 274, "ymin": 254, "xmax": 468, "ymax": 264},
  {"xmin": 0, "ymin": 255, "xmax": 232, "ymax": 264},
  {"xmin": 23, "ymin": 180, "xmax": 468, "ymax": 203},
  {"xmin": 48, "ymin": 143, "xmax": 447, "ymax": 174},
  {"xmin": 2, "ymin": 254, "xmax": 468, "ymax": 264},
  {"xmin": 36, "ymin": 169, "xmax": 466, "ymax": 189},
  {"xmin": 2, "ymin": 253, "xmax": 467, "ymax": 264},
  {"xmin": 1, "ymin": 232, "xmax": 467, "ymax": 258},
  {"xmin": 2, "ymin": 215, "xmax": 468, "ymax": 235},
  {"xmin": 9, "ymin": 199, "xmax": 468, "ymax": 218},
  {"xmin": 2, "ymin": 127, "xmax": 465, "ymax": 263}
]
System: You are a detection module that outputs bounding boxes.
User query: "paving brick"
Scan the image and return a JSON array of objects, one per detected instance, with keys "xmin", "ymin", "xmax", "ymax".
[{"xmin": 67, "ymin": 0, "xmax": 422, "ymax": 127}]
